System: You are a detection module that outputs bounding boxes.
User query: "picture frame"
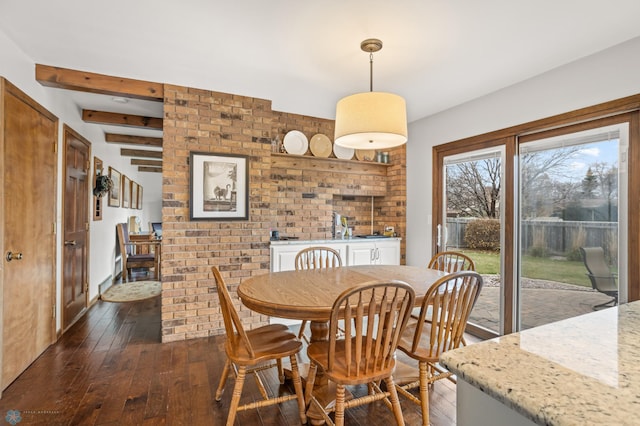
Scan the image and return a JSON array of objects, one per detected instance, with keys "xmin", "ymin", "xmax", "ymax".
[
  {"xmin": 190, "ymin": 151, "xmax": 248, "ymax": 220},
  {"xmin": 131, "ymin": 181, "xmax": 138, "ymax": 209},
  {"xmin": 137, "ymin": 185, "xmax": 143, "ymax": 210},
  {"xmin": 108, "ymin": 167, "xmax": 121, "ymax": 207},
  {"xmin": 122, "ymin": 175, "xmax": 131, "ymax": 208}
]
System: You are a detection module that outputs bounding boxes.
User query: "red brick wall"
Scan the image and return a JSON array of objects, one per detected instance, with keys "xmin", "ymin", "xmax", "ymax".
[{"xmin": 161, "ymin": 85, "xmax": 406, "ymax": 342}]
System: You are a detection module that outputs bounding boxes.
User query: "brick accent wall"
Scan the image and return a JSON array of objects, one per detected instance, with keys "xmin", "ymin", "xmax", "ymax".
[{"xmin": 161, "ymin": 85, "xmax": 406, "ymax": 342}]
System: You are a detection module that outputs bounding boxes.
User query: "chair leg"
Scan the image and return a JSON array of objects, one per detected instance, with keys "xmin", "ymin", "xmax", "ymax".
[
  {"xmin": 276, "ymin": 358, "xmax": 285, "ymax": 384},
  {"xmin": 593, "ymin": 296, "xmax": 617, "ymax": 310},
  {"xmin": 419, "ymin": 361, "xmax": 430, "ymax": 426},
  {"xmin": 298, "ymin": 320, "xmax": 308, "ymax": 340},
  {"xmin": 227, "ymin": 365, "xmax": 247, "ymax": 426},
  {"xmin": 384, "ymin": 376, "xmax": 405, "ymax": 426},
  {"xmin": 305, "ymin": 363, "xmax": 318, "ymax": 405},
  {"xmin": 334, "ymin": 384, "xmax": 346, "ymax": 426},
  {"xmin": 289, "ymin": 355, "xmax": 307, "ymax": 424},
  {"xmin": 215, "ymin": 359, "xmax": 231, "ymax": 401}
]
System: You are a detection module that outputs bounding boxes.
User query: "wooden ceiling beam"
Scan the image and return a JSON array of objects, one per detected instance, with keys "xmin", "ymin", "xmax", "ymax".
[
  {"xmin": 106, "ymin": 133, "xmax": 163, "ymax": 147},
  {"xmin": 36, "ymin": 64, "xmax": 163, "ymax": 101},
  {"xmin": 121, "ymin": 148, "xmax": 163, "ymax": 159},
  {"xmin": 131, "ymin": 159, "xmax": 162, "ymax": 167},
  {"xmin": 139, "ymin": 166, "xmax": 163, "ymax": 173},
  {"xmin": 83, "ymin": 110, "xmax": 162, "ymax": 129}
]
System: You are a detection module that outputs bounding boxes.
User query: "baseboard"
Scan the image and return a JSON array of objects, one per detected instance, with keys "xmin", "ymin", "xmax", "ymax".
[{"xmin": 99, "ymin": 275, "xmax": 114, "ymax": 295}]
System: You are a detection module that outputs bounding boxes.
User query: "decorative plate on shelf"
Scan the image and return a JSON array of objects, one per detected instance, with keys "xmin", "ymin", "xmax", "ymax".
[
  {"xmin": 309, "ymin": 134, "xmax": 332, "ymax": 157},
  {"xmin": 355, "ymin": 149, "xmax": 376, "ymax": 161},
  {"xmin": 333, "ymin": 144, "xmax": 355, "ymax": 160},
  {"xmin": 283, "ymin": 130, "xmax": 309, "ymax": 155}
]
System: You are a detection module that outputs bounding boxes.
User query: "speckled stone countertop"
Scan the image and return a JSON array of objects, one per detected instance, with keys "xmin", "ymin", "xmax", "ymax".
[{"xmin": 440, "ymin": 301, "xmax": 640, "ymax": 425}]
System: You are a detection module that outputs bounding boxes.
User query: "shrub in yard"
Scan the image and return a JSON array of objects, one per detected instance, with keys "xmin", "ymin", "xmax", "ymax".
[
  {"xmin": 464, "ymin": 219, "xmax": 500, "ymax": 250},
  {"xmin": 528, "ymin": 245, "xmax": 548, "ymax": 258},
  {"xmin": 566, "ymin": 247, "xmax": 583, "ymax": 262}
]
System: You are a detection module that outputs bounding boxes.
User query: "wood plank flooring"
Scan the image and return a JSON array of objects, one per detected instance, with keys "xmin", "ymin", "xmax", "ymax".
[{"xmin": 0, "ymin": 289, "xmax": 460, "ymax": 425}]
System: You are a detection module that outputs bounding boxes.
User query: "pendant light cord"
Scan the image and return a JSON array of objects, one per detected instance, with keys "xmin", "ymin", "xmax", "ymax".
[{"xmin": 369, "ymin": 52, "xmax": 374, "ymax": 92}]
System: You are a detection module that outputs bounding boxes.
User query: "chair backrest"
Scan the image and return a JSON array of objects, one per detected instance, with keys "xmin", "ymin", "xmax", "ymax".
[
  {"xmin": 151, "ymin": 222, "xmax": 162, "ymax": 237},
  {"xmin": 116, "ymin": 223, "xmax": 133, "ymax": 256},
  {"xmin": 295, "ymin": 246, "xmax": 342, "ymax": 270},
  {"xmin": 211, "ymin": 266, "xmax": 254, "ymax": 358},
  {"xmin": 428, "ymin": 251, "xmax": 475, "ymax": 273},
  {"xmin": 580, "ymin": 247, "xmax": 616, "ymax": 289},
  {"xmin": 410, "ymin": 271, "xmax": 483, "ymax": 357},
  {"xmin": 326, "ymin": 281, "xmax": 415, "ymax": 377}
]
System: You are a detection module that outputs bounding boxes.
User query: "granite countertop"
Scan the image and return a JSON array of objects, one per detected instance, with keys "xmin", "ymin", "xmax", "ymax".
[
  {"xmin": 440, "ymin": 301, "xmax": 640, "ymax": 425},
  {"xmin": 270, "ymin": 236, "xmax": 401, "ymax": 245}
]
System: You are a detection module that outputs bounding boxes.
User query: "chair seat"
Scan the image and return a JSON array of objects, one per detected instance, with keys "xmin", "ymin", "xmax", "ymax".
[
  {"xmin": 397, "ymin": 319, "xmax": 449, "ymax": 363},
  {"xmin": 226, "ymin": 324, "xmax": 302, "ymax": 366},
  {"xmin": 307, "ymin": 337, "xmax": 396, "ymax": 385},
  {"xmin": 128, "ymin": 253, "xmax": 155, "ymax": 262}
]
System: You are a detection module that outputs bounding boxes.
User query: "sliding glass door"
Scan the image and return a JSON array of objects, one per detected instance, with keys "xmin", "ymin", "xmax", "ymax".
[
  {"xmin": 433, "ymin": 101, "xmax": 638, "ymax": 338},
  {"xmin": 517, "ymin": 123, "xmax": 628, "ymax": 329},
  {"xmin": 440, "ymin": 147, "xmax": 505, "ymax": 336}
]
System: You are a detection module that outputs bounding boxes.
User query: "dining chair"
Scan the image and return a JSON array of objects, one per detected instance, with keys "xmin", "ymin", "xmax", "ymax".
[
  {"xmin": 116, "ymin": 222, "xmax": 157, "ymax": 282},
  {"xmin": 295, "ymin": 246, "xmax": 343, "ymax": 342},
  {"xmin": 211, "ymin": 267, "xmax": 307, "ymax": 426},
  {"xmin": 396, "ymin": 271, "xmax": 483, "ymax": 426},
  {"xmin": 304, "ymin": 280, "xmax": 415, "ymax": 426},
  {"xmin": 428, "ymin": 250, "xmax": 475, "ymax": 273},
  {"xmin": 422, "ymin": 250, "xmax": 476, "ymax": 347}
]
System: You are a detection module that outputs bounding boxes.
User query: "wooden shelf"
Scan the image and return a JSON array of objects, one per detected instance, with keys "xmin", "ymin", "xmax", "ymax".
[{"xmin": 271, "ymin": 153, "xmax": 390, "ymax": 176}]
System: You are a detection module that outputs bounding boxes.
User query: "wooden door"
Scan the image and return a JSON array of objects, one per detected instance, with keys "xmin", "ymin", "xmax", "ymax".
[
  {"xmin": 62, "ymin": 126, "xmax": 89, "ymax": 329},
  {"xmin": 1, "ymin": 79, "xmax": 57, "ymax": 390}
]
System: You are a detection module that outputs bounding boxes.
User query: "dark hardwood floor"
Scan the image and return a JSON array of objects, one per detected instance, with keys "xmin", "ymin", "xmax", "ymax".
[{"xmin": 0, "ymin": 279, "xmax": 459, "ymax": 425}]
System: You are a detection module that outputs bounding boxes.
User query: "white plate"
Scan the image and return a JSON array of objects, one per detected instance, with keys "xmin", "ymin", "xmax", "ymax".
[
  {"xmin": 333, "ymin": 144, "xmax": 355, "ymax": 160},
  {"xmin": 309, "ymin": 134, "xmax": 332, "ymax": 157},
  {"xmin": 283, "ymin": 130, "xmax": 309, "ymax": 155}
]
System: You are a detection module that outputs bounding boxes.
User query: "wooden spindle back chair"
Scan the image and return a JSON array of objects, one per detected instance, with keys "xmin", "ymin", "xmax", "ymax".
[
  {"xmin": 396, "ymin": 271, "xmax": 483, "ymax": 426},
  {"xmin": 305, "ymin": 280, "xmax": 415, "ymax": 426},
  {"xmin": 212, "ymin": 267, "xmax": 307, "ymax": 426},
  {"xmin": 295, "ymin": 246, "xmax": 343, "ymax": 342},
  {"xmin": 428, "ymin": 250, "xmax": 475, "ymax": 273},
  {"xmin": 295, "ymin": 246, "xmax": 342, "ymax": 270}
]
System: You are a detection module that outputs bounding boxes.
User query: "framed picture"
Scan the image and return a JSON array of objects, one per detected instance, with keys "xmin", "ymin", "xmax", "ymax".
[
  {"xmin": 108, "ymin": 167, "xmax": 121, "ymax": 207},
  {"xmin": 137, "ymin": 185, "xmax": 143, "ymax": 210},
  {"xmin": 190, "ymin": 151, "xmax": 248, "ymax": 220},
  {"xmin": 131, "ymin": 181, "xmax": 138, "ymax": 209},
  {"xmin": 122, "ymin": 175, "xmax": 131, "ymax": 208}
]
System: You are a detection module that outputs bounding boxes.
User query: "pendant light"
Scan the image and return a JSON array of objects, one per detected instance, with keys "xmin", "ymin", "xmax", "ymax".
[{"xmin": 334, "ymin": 38, "xmax": 408, "ymax": 150}]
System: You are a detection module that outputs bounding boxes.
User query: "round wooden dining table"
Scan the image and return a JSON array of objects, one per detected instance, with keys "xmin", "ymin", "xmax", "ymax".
[
  {"xmin": 238, "ymin": 264, "xmax": 446, "ymax": 329},
  {"xmin": 237, "ymin": 264, "xmax": 447, "ymax": 425}
]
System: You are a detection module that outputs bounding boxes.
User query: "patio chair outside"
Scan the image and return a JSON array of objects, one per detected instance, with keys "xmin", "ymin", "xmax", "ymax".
[{"xmin": 579, "ymin": 246, "xmax": 618, "ymax": 310}]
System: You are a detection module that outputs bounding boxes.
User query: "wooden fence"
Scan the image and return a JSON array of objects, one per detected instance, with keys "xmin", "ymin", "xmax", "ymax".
[{"xmin": 446, "ymin": 218, "xmax": 618, "ymax": 256}]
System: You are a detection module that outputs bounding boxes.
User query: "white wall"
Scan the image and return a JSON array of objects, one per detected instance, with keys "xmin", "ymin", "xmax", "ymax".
[
  {"xmin": 0, "ymin": 29, "xmax": 162, "ymax": 330},
  {"xmin": 406, "ymin": 36, "xmax": 640, "ymax": 266}
]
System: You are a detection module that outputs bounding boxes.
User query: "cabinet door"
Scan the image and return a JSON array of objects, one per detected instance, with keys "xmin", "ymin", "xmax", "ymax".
[
  {"xmin": 347, "ymin": 242, "xmax": 376, "ymax": 265},
  {"xmin": 271, "ymin": 245, "xmax": 310, "ymax": 272},
  {"xmin": 326, "ymin": 244, "xmax": 348, "ymax": 266},
  {"xmin": 375, "ymin": 240, "xmax": 401, "ymax": 265}
]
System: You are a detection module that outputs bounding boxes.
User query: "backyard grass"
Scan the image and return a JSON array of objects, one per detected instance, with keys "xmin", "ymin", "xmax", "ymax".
[{"xmin": 459, "ymin": 249, "xmax": 592, "ymax": 287}]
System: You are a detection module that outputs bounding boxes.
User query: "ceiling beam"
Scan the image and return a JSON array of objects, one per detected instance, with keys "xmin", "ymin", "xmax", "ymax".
[
  {"xmin": 106, "ymin": 133, "xmax": 163, "ymax": 147},
  {"xmin": 121, "ymin": 148, "xmax": 163, "ymax": 159},
  {"xmin": 83, "ymin": 110, "xmax": 162, "ymax": 129},
  {"xmin": 131, "ymin": 159, "xmax": 162, "ymax": 167},
  {"xmin": 139, "ymin": 166, "xmax": 163, "ymax": 173},
  {"xmin": 36, "ymin": 64, "xmax": 163, "ymax": 101}
]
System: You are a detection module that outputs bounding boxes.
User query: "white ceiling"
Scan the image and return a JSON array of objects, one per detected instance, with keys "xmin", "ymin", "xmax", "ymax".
[{"xmin": 2, "ymin": 0, "xmax": 640, "ymax": 127}]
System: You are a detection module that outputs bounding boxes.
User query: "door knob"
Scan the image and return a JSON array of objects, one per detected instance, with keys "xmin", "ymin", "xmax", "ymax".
[
  {"xmin": 5, "ymin": 251, "xmax": 23, "ymax": 262},
  {"xmin": 64, "ymin": 240, "xmax": 77, "ymax": 246}
]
